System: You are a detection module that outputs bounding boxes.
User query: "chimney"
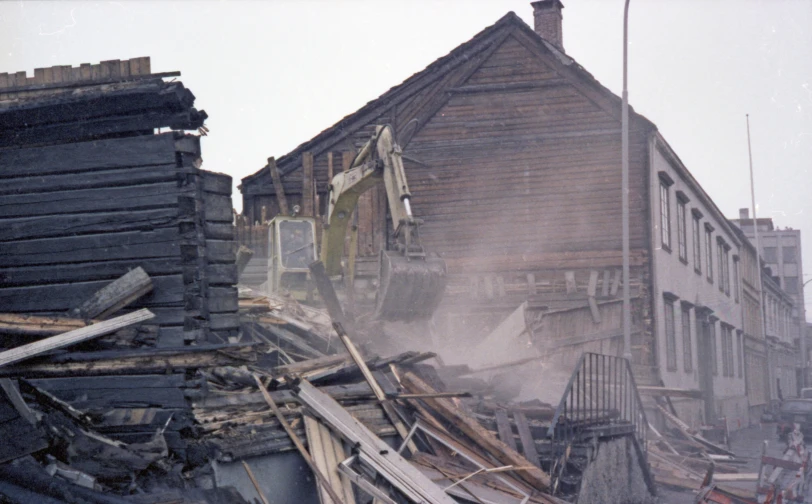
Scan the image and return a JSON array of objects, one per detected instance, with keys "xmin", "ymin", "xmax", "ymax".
[
  {"xmin": 531, "ymin": 0, "xmax": 564, "ymax": 50},
  {"xmin": 739, "ymin": 208, "xmax": 750, "ymax": 220}
]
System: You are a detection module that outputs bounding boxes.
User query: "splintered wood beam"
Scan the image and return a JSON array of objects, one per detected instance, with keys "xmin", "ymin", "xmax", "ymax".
[
  {"xmin": 268, "ymin": 156, "xmax": 289, "ymax": 216},
  {"xmin": 74, "ymin": 267, "xmax": 152, "ymax": 320},
  {"xmin": 0, "ymin": 313, "xmax": 90, "ymax": 337},
  {"xmin": 401, "ymin": 371, "xmax": 551, "ymax": 491},
  {"xmin": 0, "ymin": 309, "xmax": 154, "ymax": 369},
  {"xmin": 253, "ymin": 374, "xmax": 346, "ymax": 504}
]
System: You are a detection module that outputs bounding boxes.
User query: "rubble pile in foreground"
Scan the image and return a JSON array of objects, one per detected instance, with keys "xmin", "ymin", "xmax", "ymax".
[{"xmin": 0, "ymin": 276, "xmax": 570, "ymax": 504}]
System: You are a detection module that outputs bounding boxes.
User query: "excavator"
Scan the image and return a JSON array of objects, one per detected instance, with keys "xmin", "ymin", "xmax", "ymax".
[{"xmin": 266, "ymin": 125, "xmax": 447, "ymax": 322}]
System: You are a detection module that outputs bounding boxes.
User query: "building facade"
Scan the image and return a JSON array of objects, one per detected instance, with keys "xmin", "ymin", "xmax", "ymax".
[
  {"xmin": 240, "ymin": 1, "xmax": 751, "ymax": 430},
  {"xmin": 650, "ymin": 138, "xmax": 747, "ymax": 428},
  {"xmin": 732, "ymin": 210, "xmax": 807, "ymax": 378}
]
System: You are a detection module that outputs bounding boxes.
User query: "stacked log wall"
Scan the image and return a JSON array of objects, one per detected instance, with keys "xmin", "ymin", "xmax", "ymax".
[{"xmin": 0, "ymin": 132, "xmax": 238, "ymax": 346}]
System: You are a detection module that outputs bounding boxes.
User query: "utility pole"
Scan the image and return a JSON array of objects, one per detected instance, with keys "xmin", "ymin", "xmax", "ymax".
[
  {"xmin": 746, "ymin": 114, "xmax": 773, "ymax": 398},
  {"xmin": 621, "ymin": 0, "xmax": 632, "ymax": 362}
]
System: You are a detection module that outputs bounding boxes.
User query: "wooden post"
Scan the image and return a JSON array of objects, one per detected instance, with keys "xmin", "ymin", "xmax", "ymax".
[
  {"xmin": 327, "ymin": 152, "xmax": 334, "ymax": 183},
  {"xmin": 302, "ymin": 152, "xmax": 314, "ymax": 218},
  {"xmin": 268, "ymin": 157, "xmax": 289, "ymax": 217}
]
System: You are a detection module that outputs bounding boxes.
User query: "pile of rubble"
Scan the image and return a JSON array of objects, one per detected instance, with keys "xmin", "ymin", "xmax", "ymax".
[{"xmin": 0, "ymin": 268, "xmax": 573, "ymax": 504}]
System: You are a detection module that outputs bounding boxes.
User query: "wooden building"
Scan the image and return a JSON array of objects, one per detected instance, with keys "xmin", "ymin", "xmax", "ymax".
[{"xmin": 240, "ymin": 0, "xmax": 748, "ymax": 413}]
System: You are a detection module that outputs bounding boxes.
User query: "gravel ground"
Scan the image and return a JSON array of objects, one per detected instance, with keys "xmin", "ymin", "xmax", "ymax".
[{"xmin": 655, "ymin": 421, "xmax": 812, "ymax": 503}]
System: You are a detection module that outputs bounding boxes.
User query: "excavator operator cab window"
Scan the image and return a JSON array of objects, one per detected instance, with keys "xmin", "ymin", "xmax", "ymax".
[{"xmin": 278, "ymin": 219, "xmax": 315, "ymax": 269}]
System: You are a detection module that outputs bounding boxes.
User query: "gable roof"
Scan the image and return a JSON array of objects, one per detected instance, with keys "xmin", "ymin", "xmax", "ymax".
[{"xmin": 241, "ymin": 11, "xmax": 655, "ymax": 188}]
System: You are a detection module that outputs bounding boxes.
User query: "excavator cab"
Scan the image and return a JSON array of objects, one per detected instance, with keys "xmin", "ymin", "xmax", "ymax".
[{"xmin": 267, "ymin": 216, "xmax": 317, "ymax": 300}]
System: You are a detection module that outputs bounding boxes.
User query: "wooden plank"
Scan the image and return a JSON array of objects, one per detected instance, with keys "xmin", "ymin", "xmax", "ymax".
[
  {"xmin": 637, "ymin": 386, "xmax": 704, "ymax": 399},
  {"xmin": 302, "ymin": 152, "xmax": 315, "ymax": 217},
  {"xmin": 610, "ymin": 269, "xmax": 621, "ymax": 297},
  {"xmin": 268, "ymin": 157, "xmax": 289, "ymax": 217},
  {"xmin": 494, "ymin": 409, "xmax": 517, "ymax": 451},
  {"xmin": 0, "ymin": 132, "xmax": 177, "ymax": 179},
  {"xmin": 588, "ymin": 296, "xmax": 601, "ymax": 324},
  {"xmin": 601, "ymin": 270, "xmax": 611, "ymax": 297},
  {"xmin": 587, "ymin": 270, "xmax": 598, "ymax": 297},
  {"xmin": 253, "ymin": 374, "xmax": 347, "ymax": 504},
  {"xmin": 75, "ymin": 267, "xmax": 153, "ymax": 319},
  {"xmin": 0, "ymin": 314, "xmax": 89, "ymax": 337},
  {"xmin": 400, "ymin": 371, "xmax": 550, "ymax": 491},
  {"xmin": 0, "ymin": 309, "xmax": 154, "ymax": 369},
  {"xmin": 512, "ymin": 411, "xmax": 540, "ymax": 467},
  {"xmin": 564, "ymin": 271, "xmax": 576, "ymax": 294},
  {"xmin": 304, "ymin": 416, "xmax": 357, "ymax": 504}
]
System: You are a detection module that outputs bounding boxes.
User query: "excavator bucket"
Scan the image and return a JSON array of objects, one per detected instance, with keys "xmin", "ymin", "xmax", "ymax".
[{"xmin": 374, "ymin": 250, "xmax": 447, "ymax": 322}]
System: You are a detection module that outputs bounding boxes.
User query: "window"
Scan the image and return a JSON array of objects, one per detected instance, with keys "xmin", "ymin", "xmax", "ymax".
[
  {"xmin": 719, "ymin": 325, "xmax": 735, "ymax": 378},
  {"xmin": 723, "ymin": 245, "xmax": 730, "ymax": 295},
  {"xmin": 692, "ymin": 211, "xmax": 702, "ymax": 274},
  {"xmin": 733, "ymin": 256, "xmax": 740, "ymax": 303},
  {"xmin": 716, "ymin": 238, "xmax": 730, "ymax": 295},
  {"xmin": 737, "ymin": 331, "xmax": 744, "ymax": 378},
  {"xmin": 782, "ymin": 246, "xmax": 796, "ymax": 264},
  {"xmin": 677, "ymin": 196, "xmax": 688, "ymax": 263},
  {"xmin": 682, "ymin": 304, "xmax": 693, "ymax": 372},
  {"xmin": 784, "ymin": 276, "xmax": 799, "ymax": 294},
  {"xmin": 705, "ymin": 224, "xmax": 714, "ymax": 283},
  {"xmin": 660, "ymin": 182, "xmax": 671, "ymax": 251},
  {"xmin": 709, "ymin": 321, "xmax": 718, "ymax": 376},
  {"xmin": 665, "ymin": 298, "xmax": 677, "ymax": 371},
  {"xmin": 763, "ymin": 246, "xmax": 777, "ymax": 263}
]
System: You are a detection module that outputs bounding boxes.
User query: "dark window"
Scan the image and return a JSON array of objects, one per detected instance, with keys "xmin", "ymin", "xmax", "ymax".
[
  {"xmin": 660, "ymin": 183, "xmax": 671, "ymax": 251},
  {"xmin": 692, "ymin": 214, "xmax": 702, "ymax": 274},
  {"xmin": 710, "ymin": 322, "xmax": 718, "ymax": 376},
  {"xmin": 718, "ymin": 242, "xmax": 725, "ymax": 292},
  {"xmin": 782, "ymin": 246, "xmax": 796, "ymax": 264},
  {"xmin": 733, "ymin": 256, "xmax": 740, "ymax": 303},
  {"xmin": 677, "ymin": 200, "xmax": 688, "ymax": 262},
  {"xmin": 784, "ymin": 276, "xmax": 799, "ymax": 294},
  {"xmin": 682, "ymin": 306, "xmax": 693, "ymax": 372},
  {"xmin": 737, "ymin": 332, "xmax": 744, "ymax": 378},
  {"xmin": 665, "ymin": 299, "xmax": 677, "ymax": 371},
  {"xmin": 720, "ymin": 325, "xmax": 735, "ymax": 378},
  {"xmin": 763, "ymin": 246, "xmax": 777, "ymax": 263},
  {"xmin": 705, "ymin": 226, "xmax": 714, "ymax": 283}
]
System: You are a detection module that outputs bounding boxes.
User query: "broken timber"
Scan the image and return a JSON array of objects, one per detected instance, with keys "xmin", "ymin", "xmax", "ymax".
[
  {"xmin": 73, "ymin": 267, "xmax": 153, "ymax": 320},
  {"xmin": 294, "ymin": 379, "xmax": 458, "ymax": 504},
  {"xmin": 0, "ymin": 309, "xmax": 155, "ymax": 369}
]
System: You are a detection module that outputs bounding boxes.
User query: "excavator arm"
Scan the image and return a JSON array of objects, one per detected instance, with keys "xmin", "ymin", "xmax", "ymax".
[{"xmin": 320, "ymin": 125, "xmax": 446, "ymax": 321}]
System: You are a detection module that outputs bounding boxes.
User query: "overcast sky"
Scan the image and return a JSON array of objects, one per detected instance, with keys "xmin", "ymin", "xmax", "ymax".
[{"xmin": 2, "ymin": 0, "xmax": 810, "ymax": 316}]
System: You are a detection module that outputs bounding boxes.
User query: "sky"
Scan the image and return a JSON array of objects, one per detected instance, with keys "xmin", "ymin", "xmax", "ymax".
[{"xmin": 1, "ymin": 0, "xmax": 810, "ymax": 316}]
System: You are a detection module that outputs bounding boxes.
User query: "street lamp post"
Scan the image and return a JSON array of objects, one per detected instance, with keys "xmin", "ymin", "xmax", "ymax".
[{"xmin": 621, "ymin": 0, "xmax": 632, "ymax": 362}]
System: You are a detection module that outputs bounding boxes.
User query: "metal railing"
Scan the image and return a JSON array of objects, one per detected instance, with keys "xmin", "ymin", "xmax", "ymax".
[{"xmin": 547, "ymin": 352, "xmax": 648, "ymax": 460}]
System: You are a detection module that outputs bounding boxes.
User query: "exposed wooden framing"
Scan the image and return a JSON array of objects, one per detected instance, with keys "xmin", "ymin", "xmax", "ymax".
[
  {"xmin": 564, "ymin": 271, "xmax": 576, "ymax": 294},
  {"xmin": 601, "ymin": 270, "xmax": 611, "ymax": 297},
  {"xmin": 400, "ymin": 371, "xmax": 551, "ymax": 491},
  {"xmin": 294, "ymin": 379, "xmax": 457, "ymax": 504},
  {"xmin": 74, "ymin": 267, "xmax": 153, "ymax": 320},
  {"xmin": 304, "ymin": 416, "xmax": 357, "ymax": 504},
  {"xmin": 494, "ymin": 409, "xmax": 517, "ymax": 451},
  {"xmin": 252, "ymin": 374, "xmax": 347, "ymax": 504},
  {"xmin": 0, "ymin": 309, "xmax": 155, "ymax": 369},
  {"xmin": 302, "ymin": 152, "xmax": 315, "ymax": 217},
  {"xmin": 512, "ymin": 411, "xmax": 540, "ymax": 467},
  {"xmin": 268, "ymin": 156, "xmax": 289, "ymax": 217}
]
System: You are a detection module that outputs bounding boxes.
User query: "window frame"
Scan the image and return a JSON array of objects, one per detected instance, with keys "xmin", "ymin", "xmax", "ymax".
[
  {"xmin": 659, "ymin": 182, "xmax": 672, "ymax": 252},
  {"xmin": 664, "ymin": 296, "xmax": 677, "ymax": 372},
  {"xmin": 691, "ymin": 209, "xmax": 703, "ymax": 275},
  {"xmin": 676, "ymin": 192, "xmax": 689, "ymax": 263},
  {"xmin": 733, "ymin": 255, "xmax": 740, "ymax": 303},
  {"xmin": 705, "ymin": 223, "xmax": 714, "ymax": 284},
  {"xmin": 681, "ymin": 302, "xmax": 693, "ymax": 373},
  {"xmin": 709, "ymin": 320, "xmax": 718, "ymax": 376}
]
